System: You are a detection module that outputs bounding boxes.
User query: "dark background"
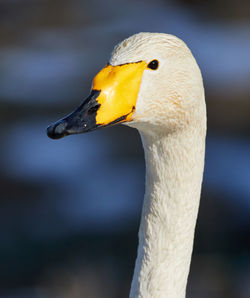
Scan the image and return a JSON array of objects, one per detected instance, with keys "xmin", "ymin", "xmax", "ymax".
[{"xmin": 0, "ymin": 0, "xmax": 250, "ymax": 297}]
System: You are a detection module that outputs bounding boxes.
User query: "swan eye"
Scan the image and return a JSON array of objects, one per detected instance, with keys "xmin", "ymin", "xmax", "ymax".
[{"xmin": 147, "ymin": 60, "xmax": 159, "ymax": 70}]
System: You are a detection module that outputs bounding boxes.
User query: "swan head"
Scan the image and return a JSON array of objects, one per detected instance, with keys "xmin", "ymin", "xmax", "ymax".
[{"xmin": 47, "ymin": 32, "xmax": 205, "ymax": 139}]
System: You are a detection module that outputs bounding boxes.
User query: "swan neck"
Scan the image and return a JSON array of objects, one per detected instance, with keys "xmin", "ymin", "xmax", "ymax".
[{"xmin": 130, "ymin": 128, "xmax": 206, "ymax": 298}]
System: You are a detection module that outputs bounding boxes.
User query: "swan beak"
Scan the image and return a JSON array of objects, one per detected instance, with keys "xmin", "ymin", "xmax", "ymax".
[{"xmin": 47, "ymin": 61, "xmax": 146, "ymax": 139}]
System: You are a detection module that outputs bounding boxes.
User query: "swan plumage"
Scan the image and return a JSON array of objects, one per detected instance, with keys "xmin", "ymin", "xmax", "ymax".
[{"xmin": 47, "ymin": 32, "xmax": 206, "ymax": 298}]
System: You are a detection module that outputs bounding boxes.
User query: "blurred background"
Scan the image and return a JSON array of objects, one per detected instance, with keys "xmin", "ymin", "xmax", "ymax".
[{"xmin": 0, "ymin": 0, "xmax": 250, "ymax": 297}]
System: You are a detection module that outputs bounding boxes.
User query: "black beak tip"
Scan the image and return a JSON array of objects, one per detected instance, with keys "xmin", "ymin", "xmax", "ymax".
[{"xmin": 47, "ymin": 121, "xmax": 68, "ymax": 140}]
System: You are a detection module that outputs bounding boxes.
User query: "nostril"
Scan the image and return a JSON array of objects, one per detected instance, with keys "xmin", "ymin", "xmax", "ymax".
[{"xmin": 88, "ymin": 104, "xmax": 100, "ymax": 115}]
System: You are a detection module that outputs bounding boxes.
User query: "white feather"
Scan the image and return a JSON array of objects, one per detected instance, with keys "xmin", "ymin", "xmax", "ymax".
[{"xmin": 111, "ymin": 32, "xmax": 206, "ymax": 298}]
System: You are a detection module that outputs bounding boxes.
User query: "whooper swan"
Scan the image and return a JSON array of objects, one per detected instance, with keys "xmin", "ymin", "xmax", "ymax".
[{"xmin": 47, "ymin": 32, "xmax": 206, "ymax": 298}]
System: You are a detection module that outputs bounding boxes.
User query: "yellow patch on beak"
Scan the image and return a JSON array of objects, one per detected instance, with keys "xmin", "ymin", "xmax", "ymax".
[{"xmin": 92, "ymin": 61, "xmax": 147, "ymax": 125}]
